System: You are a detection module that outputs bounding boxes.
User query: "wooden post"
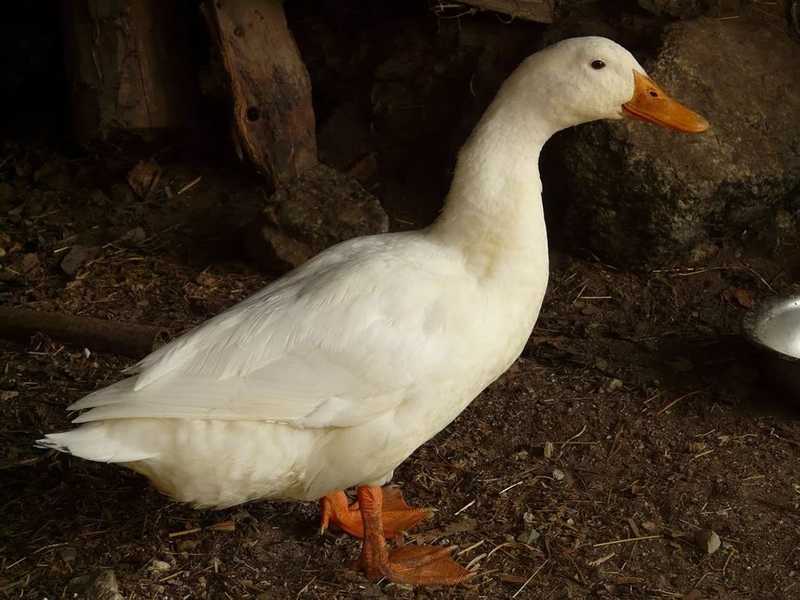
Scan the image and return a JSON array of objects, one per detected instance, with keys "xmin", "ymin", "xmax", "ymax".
[
  {"xmin": 62, "ymin": 0, "xmax": 196, "ymax": 143},
  {"xmin": 203, "ymin": 0, "xmax": 318, "ymax": 186}
]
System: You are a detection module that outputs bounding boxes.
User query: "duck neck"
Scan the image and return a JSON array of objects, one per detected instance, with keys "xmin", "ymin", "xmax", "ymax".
[{"xmin": 429, "ymin": 74, "xmax": 561, "ymax": 279}]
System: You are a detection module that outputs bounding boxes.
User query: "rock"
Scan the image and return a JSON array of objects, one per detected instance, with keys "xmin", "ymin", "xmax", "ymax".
[
  {"xmin": 552, "ymin": 468, "xmax": 566, "ymax": 481},
  {"xmin": 61, "ymin": 245, "xmax": 100, "ymax": 276},
  {"xmin": 245, "ymin": 164, "xmax": 389, "ymax": 272},
  {"xmin": 558, "ymin": 16, "xmax": 800, "ymax": 267},
  {"xmin": 694, "ymin": 528, "xmax": 721, "ymax": 554},
  {"xmin": 67, "ymin": 570, "xmax": 124, "ymax": 600}
]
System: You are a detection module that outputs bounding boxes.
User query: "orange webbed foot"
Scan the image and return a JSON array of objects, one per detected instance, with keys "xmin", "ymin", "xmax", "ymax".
[
  {"xmin": 320, "ymin": 486, "xmax": 431, "ymax": 539},
  {"xmin": 352, "ymin": 485, "xmax": 472, "ymax": 587},
  {"xmin": 360, "ymin": 544, "xmax": 474, "ymax": 586}
]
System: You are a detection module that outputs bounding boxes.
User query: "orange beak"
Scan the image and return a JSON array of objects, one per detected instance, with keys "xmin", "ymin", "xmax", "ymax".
[{"xmin": 623, "ymin": 70, "xmax": 709, "ymax": 133}]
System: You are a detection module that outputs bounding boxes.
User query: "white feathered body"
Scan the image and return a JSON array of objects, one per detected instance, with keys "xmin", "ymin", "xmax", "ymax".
[
  {"xmin": 38, "ymin": 36, "xmax": 614, "ymax": 509},
  {"xmin": 43, "ymin": 225, "xmax": 548, "ymax": 507}
]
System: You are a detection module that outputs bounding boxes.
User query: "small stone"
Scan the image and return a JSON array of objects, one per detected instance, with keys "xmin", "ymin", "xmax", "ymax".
[
  {"xmin": 21, "ymin": 253, "xmax": 40, "ymax": 273},
  {"xmin": 552, "ymin": 468, "xmax": 566, "ymax": 481},
  {"xmin": 688, "ymin": 241, "xmax": 719, "ymax": 264},
  {"xmin": 67, "ymin": 570, "xmax": 123, "ymax": 600},
  {"xmin": 58, "ymin": 546, "xmax": 77, "ymax": 562},
  {"xmin": 516, "ymin": 528, "xmax": 539, "ymax": 544},
  {"xmin": 694, "ymin": 529, "xmax": 721, "ymax": 554},
  {"xmin": 641, "ymin": 521, "xmax": 658, "ymax": 532},
  {"xmin": 61, "ymin": 245, "xmax": 99, "ymax": 277},
  {"xmin": 688, "ymin": 441, "xmax": 707, "ymax": 453},
  {"xmin": 121, "ymin": 227, "xmax": 147, "ymax": 246},
  {"xmin": 608, "ymin": 378, "xmax": 624, "ymax": 391},
  {"xmin": 149, "ymin": 559, "xmax": 171, "ymax": 573}
]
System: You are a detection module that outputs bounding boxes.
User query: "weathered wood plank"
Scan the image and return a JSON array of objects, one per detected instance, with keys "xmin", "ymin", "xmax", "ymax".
[{"xmin": 203, "ymin": 0, "xmax": 318, "ymax": 186}]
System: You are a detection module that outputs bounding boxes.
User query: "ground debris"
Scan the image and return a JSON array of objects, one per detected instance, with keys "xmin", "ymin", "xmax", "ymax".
[
  {"xmin": 694, "ymin": 529, "xmax": 721, "ymax": 555},
  {"xmin": 60, "ymin": 245, "xmax": 100, "ymax": 276},
  {"xmin": 67, "ymin": 570, "xmax": 124, "ymax": 600}
]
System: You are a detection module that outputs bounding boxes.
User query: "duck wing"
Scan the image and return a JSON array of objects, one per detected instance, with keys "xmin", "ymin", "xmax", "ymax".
[{"xmin": 69, "ymin": 236, "xmax": 471, "ymax": 429}]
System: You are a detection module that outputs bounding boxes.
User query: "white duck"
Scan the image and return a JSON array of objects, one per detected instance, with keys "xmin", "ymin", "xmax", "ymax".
[{"xmin": 40, "ymin": 37, "xmax": 707, "ymax": 585}]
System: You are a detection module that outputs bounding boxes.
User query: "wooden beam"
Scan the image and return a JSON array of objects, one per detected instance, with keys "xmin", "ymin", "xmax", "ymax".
[
  {"xmin": 0, "ymin": 307, "xmax": 165, "ymax": 358},
  {"xmin": 203, "ymin": 0, "xmax": 318, "ymax": 186}
]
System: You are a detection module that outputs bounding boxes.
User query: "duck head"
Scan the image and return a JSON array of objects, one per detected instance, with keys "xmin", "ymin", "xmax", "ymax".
[{"xmin": 514, "ymin": 36, "xmax": 709, "ymax": 134}]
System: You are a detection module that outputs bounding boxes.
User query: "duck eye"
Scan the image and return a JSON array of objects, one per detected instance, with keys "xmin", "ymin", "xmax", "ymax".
[{"xmin": 591, "ymin": 59, "xmax": 606, "ymax": 70}]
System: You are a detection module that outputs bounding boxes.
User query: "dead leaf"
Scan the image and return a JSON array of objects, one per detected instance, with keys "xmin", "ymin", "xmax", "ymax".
[{"xmin": 127, "ymin": 160, "xmax": 162, "ymax": 198}]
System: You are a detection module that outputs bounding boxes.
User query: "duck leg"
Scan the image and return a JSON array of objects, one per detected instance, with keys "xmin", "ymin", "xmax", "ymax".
[
  {"xmin": 354, "ymin": 485, "xmax": 472, "ymax": 585},
  {"xmin": 319, "ymin": 486, "xmax": 430, "ymax": 539}
]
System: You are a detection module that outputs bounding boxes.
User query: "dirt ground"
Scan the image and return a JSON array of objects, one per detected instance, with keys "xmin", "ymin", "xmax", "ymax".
[{"xmin": 1, "ymin": 140, "xmax": 800, "ymax": 600}]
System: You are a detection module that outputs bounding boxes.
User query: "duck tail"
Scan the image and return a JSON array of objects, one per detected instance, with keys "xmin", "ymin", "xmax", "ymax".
[{"xmin": 36, "ymin": 422, "xmax": 157, "ymax": 463}]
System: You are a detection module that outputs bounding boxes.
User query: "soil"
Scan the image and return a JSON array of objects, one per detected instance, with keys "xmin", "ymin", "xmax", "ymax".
[
  {"xmin": 3, "ymin": 3, "xmax": 800, "ymax": 598},
  {"xmin": 2, "ymin": 141, "xmax": 800, "ymax": 600}
]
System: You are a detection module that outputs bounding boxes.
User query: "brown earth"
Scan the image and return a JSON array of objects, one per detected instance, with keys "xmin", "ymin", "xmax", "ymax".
[{"xmin": 1, "ymin": 143, "xmax": 800, "ymax": 600}]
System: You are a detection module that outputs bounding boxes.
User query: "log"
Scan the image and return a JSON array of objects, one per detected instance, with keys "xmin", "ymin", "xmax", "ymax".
[
  {"xmin": 203, "ymin": 0, "xmax": 318, "ymax": 186},
  {"xmin": 455, "ymin": 0, "xmax": 555, "ymax": 23},
  {"xmin": 62, "ymin": 0, "xmax": 196, "ymax": 143},
  {"xmin": 0, "ymin": 307, "xmax": 165, "ymax": 359}
]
